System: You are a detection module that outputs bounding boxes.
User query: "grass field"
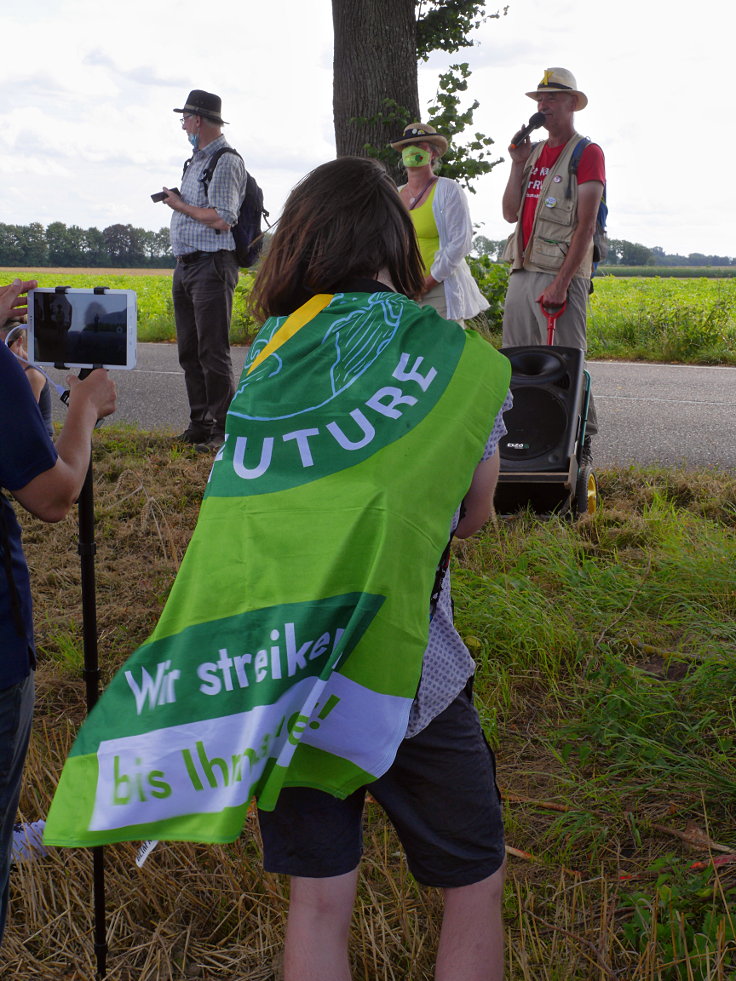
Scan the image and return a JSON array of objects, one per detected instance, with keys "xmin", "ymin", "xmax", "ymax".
[
  {"xmin": 588, "ymin": 277, "xmax": 736, "ymax": 364},
  {"xmin": 0, "ymin": 267, "xmax": 175, "ymax": 276},
  {"xmin": 3, "ymin": 431, "xmax": 735, "ymax": 979},
  {"xmin": 0, "ymin": 266, "xmax": 257, "ymax": 346},
  {"xmin": 4, "ymin": 267, "xmax": 736, "ymax": 364},
  {"xmin": 599, "ymin": 267, "xmax": 736, "ymax": 278}
]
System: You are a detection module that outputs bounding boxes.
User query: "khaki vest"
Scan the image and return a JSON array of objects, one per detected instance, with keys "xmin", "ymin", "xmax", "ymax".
[{"xmin": 504, "ymin": 133, "xmax": 594, "ymax": 280}]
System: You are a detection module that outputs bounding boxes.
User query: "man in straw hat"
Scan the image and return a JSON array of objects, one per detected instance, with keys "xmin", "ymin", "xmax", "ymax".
[
  {"xmin": 161, "ymin": 89, "xmax": 247, "ymax": 452},
  {"xmin": 501, "ymin": 67, "xmax": 605, "ymax": 456}
]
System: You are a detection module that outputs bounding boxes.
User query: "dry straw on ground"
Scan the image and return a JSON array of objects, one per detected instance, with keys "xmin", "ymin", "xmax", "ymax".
[{"xmin": 3, "ymin": 432, "xmax": 735, "ymax": 979}]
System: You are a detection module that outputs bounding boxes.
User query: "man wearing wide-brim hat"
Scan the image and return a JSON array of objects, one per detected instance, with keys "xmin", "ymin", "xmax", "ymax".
[
  {"xmin": 500, "ymin": 67, "xmax": 605, "ymax": 457},
  {"xmin": 161, "ymin": 89, "xmax": 247, "ymax": 452}
]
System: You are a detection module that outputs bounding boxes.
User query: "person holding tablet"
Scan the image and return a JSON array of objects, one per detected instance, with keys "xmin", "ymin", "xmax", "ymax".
[{"xmin": 0, "ymin": 279, "xmax": 116, "ymax": 945}]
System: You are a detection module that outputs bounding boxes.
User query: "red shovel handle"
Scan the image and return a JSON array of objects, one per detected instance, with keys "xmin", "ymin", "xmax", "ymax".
[{"xmin": 537, "ymin": 296, "xmax": 567, "ymax": 345}]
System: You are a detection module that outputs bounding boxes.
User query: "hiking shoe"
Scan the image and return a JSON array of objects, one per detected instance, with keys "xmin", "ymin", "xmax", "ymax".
[
  {"xmin": 195, "ymin": 435, "xmax": 225, "ymax": 453},
  {"xmin": 174, "ymin": 427, "xmax": 211, "ymax": 445},
  {"xmin": 580, "ymin": 436, "xmax": 593, "ymax": 466}
]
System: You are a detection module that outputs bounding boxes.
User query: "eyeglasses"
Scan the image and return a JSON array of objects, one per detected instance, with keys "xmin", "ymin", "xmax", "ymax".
[{"xmin": 180, "ymin": 113, "xmax": 193, "ymax": 125}]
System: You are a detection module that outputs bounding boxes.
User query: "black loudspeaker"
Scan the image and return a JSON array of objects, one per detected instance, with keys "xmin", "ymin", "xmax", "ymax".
[{"xmin": 495, "ymin": 345, "xmax": 585, "ymax": 514}]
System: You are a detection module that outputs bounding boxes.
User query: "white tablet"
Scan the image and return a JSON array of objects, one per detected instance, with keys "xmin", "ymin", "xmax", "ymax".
[{"xmin": 27, "ymin": 287, "xmax": 137, "ymax": 370}]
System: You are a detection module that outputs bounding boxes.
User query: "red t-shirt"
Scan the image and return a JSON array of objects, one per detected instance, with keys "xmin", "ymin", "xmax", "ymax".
[{"xmin": 521, "ymin": 141, "xmax": 605, "ymax": 249}]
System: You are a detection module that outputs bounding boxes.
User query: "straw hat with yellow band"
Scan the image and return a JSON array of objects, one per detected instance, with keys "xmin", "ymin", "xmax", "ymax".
[
  {"xmin": 526, "ymin": 68, "xmax": 588, "ymax": 111},
  {"xmin": 389, "ymin": 122, "xmax": 449, "ymax": 156}
]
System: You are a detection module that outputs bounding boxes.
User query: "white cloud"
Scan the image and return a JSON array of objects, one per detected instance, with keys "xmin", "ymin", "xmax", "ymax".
[{"xmin": 0, "ymin": 0, "xmax": 730, "ymax": 256}]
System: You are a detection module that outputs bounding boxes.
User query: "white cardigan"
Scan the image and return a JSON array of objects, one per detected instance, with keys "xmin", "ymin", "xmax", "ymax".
[{"xmin": 429, "ymin": 177, "xmax": 489, "ymax": 321}]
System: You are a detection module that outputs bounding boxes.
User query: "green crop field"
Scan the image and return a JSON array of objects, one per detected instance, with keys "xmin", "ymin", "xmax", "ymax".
[
  {"xmin": 4, "ymin": 267, "xmax": 736, "ymax": 364},
  {"xmin": 588, "ymin": 276, "xmax": 736, "ymax": 364},
  {"xmin": 1, "ymin": 267, "xmax": 258, "ymax": 345},
  {"xmin": 599, "ymin": 266, "xmax": 736, "ymax": 278}
]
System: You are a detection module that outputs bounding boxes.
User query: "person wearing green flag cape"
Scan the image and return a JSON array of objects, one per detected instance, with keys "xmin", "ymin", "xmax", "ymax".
[
  {"xmin": 45, "ymin": 156, "xmax": 511, "ymax": 979},
  {"xmin": 247, "ymin": 159, "xmax": 511, "ymax": 980}
]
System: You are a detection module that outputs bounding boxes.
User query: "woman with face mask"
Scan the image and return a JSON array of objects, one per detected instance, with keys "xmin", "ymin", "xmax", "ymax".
[{"xmin": 391, "ymin": 123, "xmax": 489, "ymax": 326}]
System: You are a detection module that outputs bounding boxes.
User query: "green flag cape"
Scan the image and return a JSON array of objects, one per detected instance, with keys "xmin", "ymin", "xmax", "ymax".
[{"xmin": 45, "ymin": 290, "xmax": 510, "ymax": 847}]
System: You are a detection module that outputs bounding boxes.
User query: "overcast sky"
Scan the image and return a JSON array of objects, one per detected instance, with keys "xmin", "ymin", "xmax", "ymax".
[{"xmin": 1, "ymin": 0, "xmax": 731, "ymax": 258}]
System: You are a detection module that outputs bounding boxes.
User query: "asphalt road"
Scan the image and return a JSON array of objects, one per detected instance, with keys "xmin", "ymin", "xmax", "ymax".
[{"xmin": 47, "ymin": 343, "xmax": 736, "ymax": 470}]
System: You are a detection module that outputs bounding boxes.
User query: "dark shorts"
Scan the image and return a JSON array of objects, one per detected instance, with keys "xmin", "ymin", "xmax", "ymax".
[{"xmin": 257, "ymin": 684, "xmax": 505, "ymax": 888}]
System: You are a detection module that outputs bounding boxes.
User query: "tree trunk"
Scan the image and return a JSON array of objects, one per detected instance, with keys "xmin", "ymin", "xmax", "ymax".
[{"xmin": 332, "ymin": 0, "xmax": 420, "ymax": 182}]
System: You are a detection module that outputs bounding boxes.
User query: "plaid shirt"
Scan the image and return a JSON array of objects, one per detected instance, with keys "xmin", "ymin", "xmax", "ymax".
[
  {"xmin": 170, "ymin": 135, "xmax": 247, "ymax": 257},
  {"xmin": 407, "ymin": 393, "xmax": 512, "ymax": 737}
]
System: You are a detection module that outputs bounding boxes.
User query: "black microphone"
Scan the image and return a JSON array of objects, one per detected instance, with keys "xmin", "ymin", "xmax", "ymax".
[{"xmin": 510, "ymin": 112, "xmax": 546, "ymax": 148}]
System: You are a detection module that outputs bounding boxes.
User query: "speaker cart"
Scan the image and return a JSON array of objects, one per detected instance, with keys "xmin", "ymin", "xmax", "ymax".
[{"xmin": 495, "ymin": 301, "xmax": 598, "ymax": 518}]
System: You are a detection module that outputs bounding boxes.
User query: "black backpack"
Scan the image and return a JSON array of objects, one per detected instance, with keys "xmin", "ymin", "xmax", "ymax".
[{"xmin": 183, "ymin": 147, "xmax": 270, "ymax": 268}]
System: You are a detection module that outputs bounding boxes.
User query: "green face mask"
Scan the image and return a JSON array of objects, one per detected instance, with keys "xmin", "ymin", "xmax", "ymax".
[{"xmin": 402, "ymin": 145, "xmax": 432, "ymax": 168}]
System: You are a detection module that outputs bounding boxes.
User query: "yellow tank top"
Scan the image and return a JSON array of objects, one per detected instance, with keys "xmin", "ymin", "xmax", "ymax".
[{"xmin": 409, "ymin": 183, "xmax": 439, "ymax": 275}]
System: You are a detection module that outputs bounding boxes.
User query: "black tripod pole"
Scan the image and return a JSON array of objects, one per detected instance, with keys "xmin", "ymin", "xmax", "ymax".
[{"xmin": 77, "ymin": 455, "xmax": 107, "ymax": 979}]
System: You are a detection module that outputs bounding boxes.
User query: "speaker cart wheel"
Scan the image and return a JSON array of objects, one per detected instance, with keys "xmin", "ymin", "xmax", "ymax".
[{"xmin": 575, "ymin": 464, "xmax": 599, "ymax": 517}]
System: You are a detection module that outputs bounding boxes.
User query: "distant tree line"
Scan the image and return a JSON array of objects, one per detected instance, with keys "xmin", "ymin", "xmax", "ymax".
[
  {"xmin": 602, "ymin": 241, "xmax": 736, "ymax": 267},
  {"xmin": 0, "ymin": 221, "xmax": 174, "ymax": 268},
  {"xmin": 647, "ymin": 246, "xmax": 736, "ymax": 268},
  {"xmin": 4, "ymin": 219, "xmax": 732, "ymax": 271},
  {"xmin": 473, "ymin": 235, "xmax": 736, "ymax": 267}
]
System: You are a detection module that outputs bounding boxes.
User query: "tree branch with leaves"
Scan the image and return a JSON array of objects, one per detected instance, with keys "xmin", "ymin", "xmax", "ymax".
[{"xmin": 332, "ymin": 0, "xmax": 508, "ymax": 188}]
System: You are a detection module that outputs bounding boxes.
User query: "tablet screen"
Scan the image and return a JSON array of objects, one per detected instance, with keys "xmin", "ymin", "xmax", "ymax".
[{"xmin": 28, "ymin": 288, "xmax": 137, "ymax": 370}]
